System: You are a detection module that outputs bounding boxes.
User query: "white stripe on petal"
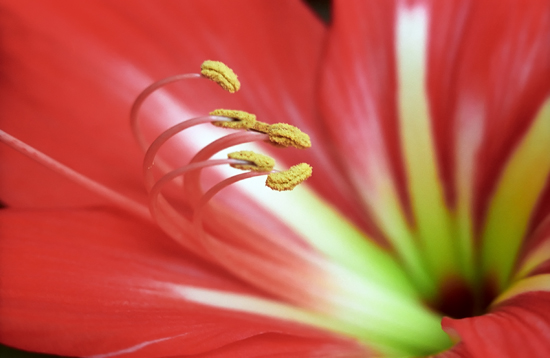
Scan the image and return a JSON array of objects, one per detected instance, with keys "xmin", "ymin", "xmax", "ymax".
[
  {"xmin": 396, "ymin": 3, "xmax": 457, "ymax": 283},
  {"xmin": 163, "ymin": 283, "xmax": 448, "ymax": 356},
  {"xmin": 232, "ymin": 175, "xmax": 417, "ymax": 296},
  {"xmin": 88, "ymin": 333, "xmax": 188, "ymax": 358}
]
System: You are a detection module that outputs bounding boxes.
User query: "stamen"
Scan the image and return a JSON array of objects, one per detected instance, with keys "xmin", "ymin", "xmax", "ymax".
[
  {"xmin": 227, "ymin": 151, "xmax": 275, "ymax": 172},
  {"xmin": 200, "ymin": 60, "xmax": 241, "ymax": 93},
  {"xmin": 182, "ymin": 123, "xmax": 312, "ymax": 204},
  {"xmin": 142, "ymin": 115, "xmax": 234, "ymax": 190},
  {"xmin": 149, "ymin": 158, "xmax": 251, "ymax": 216},
  {"xmin": 252, "ymin": 121, "xmax": 271, "ymax": 133},
  {"xmin": 0, "ymin": 130, "xmax": 151, "ymax": 221},
  {"xmin": 147, "ymin": 158, "xmax": 252, "ymax": 256},
  {"xmin": 210, "ymin": 109, "xmax": 256, "ymax": 130},
  {"xmin": 250, "ymin": 121, "xmax": 312, "ymax": 149},
  {"xmin": 183, "ymin": 131, "xmax": 270, "ymax": 206},
  {"xmin": 189, "ymin": 160, "xmax": 312, "ymax": 256},
  {"xmin": 130, "ymin": 60, "xmax": 240, "ymax": 152},
  {"xmin": 132, "ymin": 59, "xmax": 314, "ymax": 259},
  {"xmin": 266, "ymin": 163, "xmax": 312, "ymax": 191},
  {"xmin": 268, "ymin": 123, "xmax": 311, "ymax": 149},
  {"xmin": 193, "ymin": 171, "xmax": 270, "ymax": 225}
]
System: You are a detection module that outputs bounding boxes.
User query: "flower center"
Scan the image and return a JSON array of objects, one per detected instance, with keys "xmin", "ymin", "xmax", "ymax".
[
  {"xmin": 130, "ymin": 61, "xmax": 457, "ymax": 355},
  {"xmin": 428, "ymin": 275, "xmax": 499, "ymax": 319}
]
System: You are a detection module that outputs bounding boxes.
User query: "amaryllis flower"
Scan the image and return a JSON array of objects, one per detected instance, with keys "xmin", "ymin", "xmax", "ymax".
[{"xmin": 1, "ymin": 0, "xmax": 549, "ymax": 357}]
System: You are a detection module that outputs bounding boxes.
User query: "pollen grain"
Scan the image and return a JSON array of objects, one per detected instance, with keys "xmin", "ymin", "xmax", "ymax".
[{"xmin": 251, "ymin": 121, "xmax": 271, "ymax": 134}]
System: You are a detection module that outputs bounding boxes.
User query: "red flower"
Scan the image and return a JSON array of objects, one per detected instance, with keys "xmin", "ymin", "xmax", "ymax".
[{"xmin": 1, "ymin": 0, "xmax": 549, "ymax": 357}]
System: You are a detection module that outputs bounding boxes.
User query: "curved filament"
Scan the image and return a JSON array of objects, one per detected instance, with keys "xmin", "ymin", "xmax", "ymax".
[
  {"xmin": 143, "ymin": 115, "xmax": 232, "ymax": 190},
  {"xmin": 130, "ymin": 73, "xmax": 202, "ymax": 151},
  {"xmin": 147, "ymin": 158, "xmax": 249, "ymax": 257},
  {"xmin": 184, "ymin": 131, "xmax": 270, "ymax": 205}
]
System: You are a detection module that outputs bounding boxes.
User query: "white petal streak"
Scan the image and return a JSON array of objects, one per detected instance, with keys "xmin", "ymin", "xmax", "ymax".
[
  {"xmin": 396, "ymin": 3, "xmax": 457, "ymax": 281},
  {"xmin": 88, "ymin": 333, "xmax": 188, "ymax": 358},
  {"xmin": 164, "ymin": 282, "xmax": 448, "ymax": 355},
  {"xmin": 163, "ymin": 282, "xmax": 361, "ymax": 338}
]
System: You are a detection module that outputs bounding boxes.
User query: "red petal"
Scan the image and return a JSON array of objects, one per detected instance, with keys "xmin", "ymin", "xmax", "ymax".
[
  {"xmin": 440, "ymin": 212, "xmax": 550, "ymax": 357},
  {"xmin": 430, "ymin": 0, "xmax": 550, "ymax": 232},
  {"xmin": 319, "ymin": 0, "xmax": 550, "ymax": 231},
  {"xmin": 527, "ymin": 178, "xmax": 550, "ymax": 240},
  {"xmin": 516, "ymin": 216, "xmax": 550, "ymax": 279},
  {"xmin": 440, "ymin": 292, "xmax": 550, "ymax": 358},
  {"xmin": 319, "ymin": 0, "xmax": 411, "ymax": 226},
  {"xmin": 191, "ymin": 333, "xmax": 368, "ymax": 358},
  {"xmin": 0, "ymin": 0, "xmax": 355, "ymax": 216},
  {"xmin": 434, "ymin": 343, "xmax": 470, "ymax": 358},
  {"xmin": 0, "ymin": 0, "xmax": 374, "ymax": 256},
  {"xmin": 318, "ymin": 0, "xmax": 550, "ymax": 291},
  {"xmin": 0, "ymin": 208, "xmax": 360, "ymax": 357},
  {"xmin": 1, "ymin": 0, "xmax": 146, "ymax": 208},
  {"xmin": 427, "ymin": 0, "xmax": 549, "ymax": 208}
]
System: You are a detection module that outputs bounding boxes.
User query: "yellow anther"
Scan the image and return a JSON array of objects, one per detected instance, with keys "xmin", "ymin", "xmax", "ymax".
[
  {"xmin": 266, "ymin": 163, "xmax": 312, "ymax": 191},
  {"xmin": 201, "ymin": 60, "xmax": 241, "ymax": 93},
  {"xmin": 228, "ymin": 151, "xmax": 275, "ymax": 172},
  {"xmin": 267, "ymin": 123, "xmax": 311, "ymax": 149},
  {"xmin": 210, "ymin": 109, "xmax": 256, "ymax": 130},
  {"xmin": 252, "ymin": 121, "xmax": 271, "ymax": 134}
]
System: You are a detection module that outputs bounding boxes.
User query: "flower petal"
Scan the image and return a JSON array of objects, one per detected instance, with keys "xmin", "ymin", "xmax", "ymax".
[
  {"xmin": 441, "ymin": 292, "xmax": 550, "ymax": 357},
  {"xmin": 0, "ymin": 208, "xmax": 362, "ymax": 357},
  {"xmin": 0, "ymin": 0, "xmax": 376, "ymax": 279},
  {"xmin": 481, "ymin": 99, "xmax": 550, "ymax": 289},
  {"xmin": 515, "ymin": 215, "xmax": 550, "ymax": 280},
  {"xmin": 319, "ymin": 0, "xmax": 435, "ymax": 295},
  {"xmin": 1, "ymin": 0, "xmax": 146, "ymax": 207},
  {"xmin": 425, "ymin": 0, "xmax": 550, "ymax": 293},
  {"xmin": 441, "ymin": 237, "xmax": 550, "ymax": 358},
  {"xmin": 319, "ymin": 0, "xmax": 550, "ymax": 296},
  {"xmin": 0, "ymin": 0, "xmax": 355, "ymax": 217},
  {"xmin": 394, "ymin": 1, "xmax": 460, "ymax": 292},
  {"xmin": 189, "ymin": 333, "xmax": 369, "ymax": 358}
]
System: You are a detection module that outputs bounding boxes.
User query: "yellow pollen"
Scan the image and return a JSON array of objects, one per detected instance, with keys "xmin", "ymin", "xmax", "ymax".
[
  {"xmin": 228, "ymin": 151, "xmax": 275, "ymax": 172},
  {"xmin": 267, "ymin": 123, "xmax": 311, "ymax": 149},
  {"xmin": 251, "ymin": 121, "xmax": 271, "ymax": 133},
  {"xmin": 210, "ymin": 109, "xmax": 256, "ymax": 130},
  {"xmin": 266, "ymin": 163, "xmax": 312, "ymax": 191},
  {"xmin": 201, "ymin": 60, "xmax": 241, "ymax": 93}
]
